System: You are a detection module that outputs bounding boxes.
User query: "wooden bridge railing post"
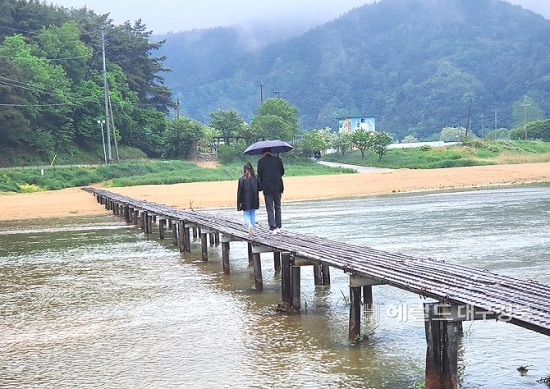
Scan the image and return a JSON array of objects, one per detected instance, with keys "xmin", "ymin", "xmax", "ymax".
[
  {"xmin": 291, "ymin": 264, "xmax": 301, "ymax": 310},
  {"xmin": 273, "ymin": 252, "xmax": 281, "ymax": 273},
  {"xmin": 281, "ymin": 253, "xmax": 292, "ymax": 306},
  {"xmin": 424, "ymin": 303, "xmax": 459, "ymax": 389},
  {"xmin": 200, "ymin": 230, "xmax": 208, "ymax": 261}
]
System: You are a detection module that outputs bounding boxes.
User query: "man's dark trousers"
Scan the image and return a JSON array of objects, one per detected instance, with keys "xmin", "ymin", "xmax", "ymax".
[{"xmin": 264, "ymin": 192, "xmax": 282, "ymax": 230}]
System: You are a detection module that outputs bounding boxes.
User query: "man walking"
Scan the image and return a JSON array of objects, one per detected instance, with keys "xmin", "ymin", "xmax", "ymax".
[{"xmin": 257, "ymin": 148, "xmax": 285, "ymax": 234}]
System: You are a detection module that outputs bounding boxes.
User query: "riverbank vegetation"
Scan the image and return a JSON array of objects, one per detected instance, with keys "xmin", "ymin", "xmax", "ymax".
[
  {"xmin": 323, "ymin": 140, "xmax": 550, "ymax": 169},
  {"xmin": 0, "ymin": 159, "xmax": 354, "ymax": 193}
]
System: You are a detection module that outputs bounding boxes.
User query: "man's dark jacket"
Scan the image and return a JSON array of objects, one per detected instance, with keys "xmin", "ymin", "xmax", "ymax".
[{"xmin": 257, "ymin": 154, "xmax": 285, "ymax": 195}]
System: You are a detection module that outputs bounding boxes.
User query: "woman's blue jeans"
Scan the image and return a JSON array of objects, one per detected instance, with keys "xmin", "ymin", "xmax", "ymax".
[{"xmin": 243, "ymin": 209, "xmax": 256, "ymax": 228}]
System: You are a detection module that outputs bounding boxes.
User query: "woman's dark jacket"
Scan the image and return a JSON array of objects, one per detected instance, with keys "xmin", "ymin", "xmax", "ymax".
[
  {"xmin": 257, "ymin": 154, "xmax": 285, "ymax": 195},
  {"xmin": 237, "ymin": 175, "xmax": 260, "ymax": 211}
]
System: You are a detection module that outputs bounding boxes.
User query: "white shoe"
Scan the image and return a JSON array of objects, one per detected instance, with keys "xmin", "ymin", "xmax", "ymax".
[
  {"xmin": 248, "ymin": 226, "xmax": 253, "ymax": 234},
  {"xmin": 269, "ymin": 229, "xmax": 278, "ymax": 235}
]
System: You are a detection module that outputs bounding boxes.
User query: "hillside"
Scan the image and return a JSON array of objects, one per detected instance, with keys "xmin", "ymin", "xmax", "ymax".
[{"xmin": 158, "ymin": 0, "xmax": 550, "ymax": 140}]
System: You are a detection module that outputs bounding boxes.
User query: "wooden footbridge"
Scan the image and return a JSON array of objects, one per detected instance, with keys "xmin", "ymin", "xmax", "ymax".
[{"xmin": 84, "ymin": 188, "xmax": 550, "ymax": 389}]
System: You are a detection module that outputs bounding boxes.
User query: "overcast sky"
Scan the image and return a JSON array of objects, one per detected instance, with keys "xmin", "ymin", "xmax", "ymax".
[{"xmin": 47, "ymin": 0, "xmax": 550, "ymax": 34}]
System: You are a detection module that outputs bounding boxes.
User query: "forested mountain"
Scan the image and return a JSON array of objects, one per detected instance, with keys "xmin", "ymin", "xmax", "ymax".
[
  {"xmin": 159, "ymin": 0, "xmax": 550, "ymax": 140},
  {"xmin": 0, "ymin": 0, "xmax": 172, "ymax": 165}
]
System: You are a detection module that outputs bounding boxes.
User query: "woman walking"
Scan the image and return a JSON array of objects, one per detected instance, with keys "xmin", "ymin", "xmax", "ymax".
[{"xmin": 237, "ymin": 162, "xmax": 260, "ymax": 233}]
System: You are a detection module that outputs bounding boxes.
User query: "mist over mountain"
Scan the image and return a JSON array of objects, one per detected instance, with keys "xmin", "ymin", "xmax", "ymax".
[{"xmin": 156, "ymin": 0, "xmax": 550, "ymax": 140}]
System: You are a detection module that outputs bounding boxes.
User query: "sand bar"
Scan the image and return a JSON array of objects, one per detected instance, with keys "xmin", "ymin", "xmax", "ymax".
[{"xmin": 1, "ymin": 162, "xmax": 549, "ymax": 221}]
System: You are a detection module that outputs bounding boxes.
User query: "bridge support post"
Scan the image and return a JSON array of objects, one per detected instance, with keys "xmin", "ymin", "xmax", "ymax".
[
  {"xmin": 424, "ymin": 303, "xmax": 459, "ymax": 389},
  {"xmin": 321, "ymin": 264, "xmax": 331, "ymax": 285},
  {"xmin": 200, "ymin": 230, "xmax": 208, "ymax": 261},
  {"xmin": 291, "ymin": 264, "xmax": 301, "ymax": 310},
  {"xmin": 124, "ymin": 205, "xmax": 130, "ymax": 222},
  {"xmin": 363, "ymin": 285, "xmax": 373, "ymax": 309},
  {"xmin": 247, "ymin": 243, "xmax": 253, "ymax": 266},
  {"xmin": 281, "ymin": 253, "xmax": 292, "ymax": 306},
  {"xmin": 209, "ymin": 232, "xmax": 215, "ymax": 247},
  {"xmin": 171, "ymin": 223, "xmax": 178, "ymax": 246},
  {"xmin": 214, "ymin": 232, "xmax": 220, "ymax": 246},
  {"xmin": 252, "ymin": 253, "xmax": 263, "ymax": 290},
  {"xmin": 159, "ymin": 219, "xmax": 166, "ymax": 239},
  {"xmin": 313, "ymin": 264, "xmax": 323, "ymax": 285},
  {"xmin": 146, "ymin": 214, "xmax": 153, "ymax": 235},
  {"xmin": 178, "ymin": 221, "xmax": 186, "ymax": 252},
  {"xmin": 273, "ymin": 252, "xmax": 281, "ymax": 273},
  {"xmin": 141, "ymin": 211, "xmax": 147, "ymax": 232},
  {"xmin": 184, "ymin": 226, "xmax": 191, "ymax": 252},
  {"xmin": 193, "ymin": 227, "xmax": 198, "ymax": 240},
  {"xmin": 349, "ymin": 286, "xmax": 361, "ymax": 341},
  {"xmin": 222, "ymin": 241, "xmax": 230, "ymax": 274}
]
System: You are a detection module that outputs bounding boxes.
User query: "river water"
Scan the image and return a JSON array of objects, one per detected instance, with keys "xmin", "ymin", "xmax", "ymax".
[{"xmin": 1, "ymin": 186, "xmax": 549, "ymax": 388}]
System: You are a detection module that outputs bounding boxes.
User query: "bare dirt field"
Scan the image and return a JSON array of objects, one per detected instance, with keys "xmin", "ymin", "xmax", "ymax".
[{"xmin": 1, "ymin": 162, "xmax": 549, "ymax": 221}]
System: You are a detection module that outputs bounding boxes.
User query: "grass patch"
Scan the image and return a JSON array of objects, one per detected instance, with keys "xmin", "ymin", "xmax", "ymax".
[
  {"xmin": 324, "ymin": 140, "xmax": 550, "ymax": 169},
  {"xmin": 0, "ymin": 158, "xmax": 354, "ymax": 193}
]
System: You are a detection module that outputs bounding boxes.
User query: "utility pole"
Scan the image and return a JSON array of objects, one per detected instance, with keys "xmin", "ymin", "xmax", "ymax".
[
  {"xmin": 100, "ymin": 26, "xmax": 112, "ymax": 163},
  {"xmin": 521, "ymin": 98, "xmax": 531, "ymax": 141},
  {"xmin": 481, "ymin": 113, "xmax": 484, "ymax": 138},
  {"xmin": 176, "ymin": 98, "xmax": 180, "ymax": 120},
  {"xmin": 274, "ymin": 90, "xmax": 281, "ymax": 99},
  {"xmin": 259, "ymin": 81, "xmax": 264, "ymax": 103},
  {"xmin": 464, "ymin": 98, "xmax": 472, "ymax": 138},
  {"xmin": 107, "ymin": 86, "xmax": 120, "ymax": 163},
  {"xmin": 98, "ymin": 120, "xmax": 107, "ymax": 164}
]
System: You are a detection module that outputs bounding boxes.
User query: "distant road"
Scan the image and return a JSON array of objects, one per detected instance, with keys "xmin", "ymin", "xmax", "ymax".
[{"xmin": 318, "ymin": 160, "xmax": 394, "ymax": 173}]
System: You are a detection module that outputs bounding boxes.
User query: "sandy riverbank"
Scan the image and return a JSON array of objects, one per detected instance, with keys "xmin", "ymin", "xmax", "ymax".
[{"xmin": 1, "ymin": 162, "xmax": 549, "ymax": 221}]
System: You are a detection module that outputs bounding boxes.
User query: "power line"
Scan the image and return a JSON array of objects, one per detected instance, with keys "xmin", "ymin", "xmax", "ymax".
[
  {"xmin": 0, "ymin": 77, "xmax": 62, "ymax": 97},
  {"xmin": 0, "ymin": 53, "xmax": 90, "ymax": 62},
  {"xmin": 0, "ymin": 102, "xmax": 73, "ymax": 107},
  {"xmin": 0, "ymin": 23, "xmax": 101, "ymax": 37}
]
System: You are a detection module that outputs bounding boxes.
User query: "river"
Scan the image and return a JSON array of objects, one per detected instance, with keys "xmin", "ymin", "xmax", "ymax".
[{"xmin": 1, "ymin": 186, "xmax": 549, "ymax": 388}]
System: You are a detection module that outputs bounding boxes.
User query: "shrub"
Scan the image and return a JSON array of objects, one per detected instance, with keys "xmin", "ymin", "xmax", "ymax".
[{"xmin": 217, "ymin": 144, "xmax": 237, "ymax": 164}]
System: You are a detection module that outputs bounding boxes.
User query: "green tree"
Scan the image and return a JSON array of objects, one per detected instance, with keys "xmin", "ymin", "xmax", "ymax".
[
  {"xmin": 163, "ymin": 117, "xmax": 203, "ymax": 159},
  {"xmin": 332, "ymin": 132, "xmax": 352, "ymax": 156},
  {"xmin": 402, "ymin": 135, "xmax": 418, "ymax": 143},
  {"xmin": 296, "ymin": 128, "xmax": 330, "ymax": 157},
  {"xmin": 209, "ymin": 109, "xmax": 245, "ymax": 145},
  {"xmin": 237, "ymin": 123, "xmax": 260, "ymax": 145},
  {"xmin": 512, "ymin": 96, "xmax": 544, "ymax": 129},
  {"xmin": 509, "ymin": 119, "xmax": 550, "ymax": 141},
  {"xmin": 351, "ymin": 130, "xmax": 374, "ymax": 159},
  {"xmin": 200, "ymin": 127, "xmax": 220, "ymax": 152},
  {"xmin": 372, "ymin": 132, "xmax": 393, "ymax": 161},
  {"xmin": 0, "ymin": 34, "xmax": 73, "ymax": 155},
  {"xmin": 252, "ymin": 98, "xmax": 299, "ymax": 141}
]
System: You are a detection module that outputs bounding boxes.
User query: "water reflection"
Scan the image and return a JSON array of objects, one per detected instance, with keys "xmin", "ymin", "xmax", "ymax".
[{"xmin": 0, "ymin": 186, "xmax": 549, "ymax": 388}]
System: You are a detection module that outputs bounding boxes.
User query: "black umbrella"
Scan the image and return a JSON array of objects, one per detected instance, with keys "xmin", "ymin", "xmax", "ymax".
[{"xmin": 243, "ymin": 139, "xmax": 293, "ymax": 155}]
